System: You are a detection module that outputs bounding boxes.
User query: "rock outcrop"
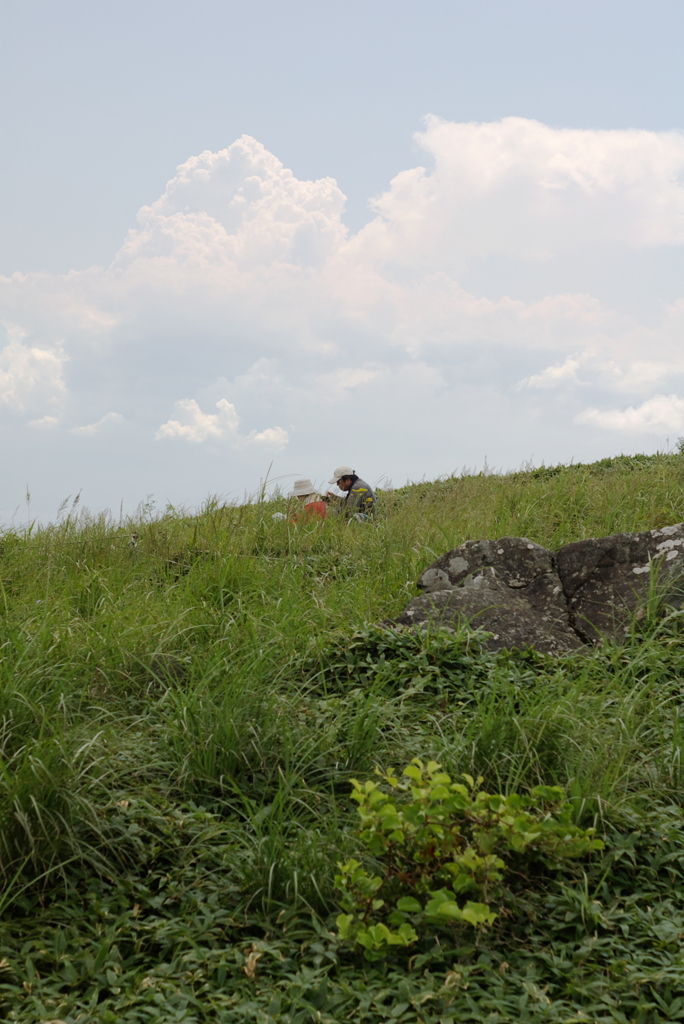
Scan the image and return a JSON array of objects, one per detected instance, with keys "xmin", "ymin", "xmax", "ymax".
[
  {"xmin": 392, "ymin": 525, "xmax": 684, "ymax": 653},
  {"xmin": 557, "ymin": 524, "xmax": 684, "ymax": 642}
]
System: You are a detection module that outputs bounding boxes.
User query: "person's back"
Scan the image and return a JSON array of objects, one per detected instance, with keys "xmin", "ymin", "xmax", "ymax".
[
  {"xmin": 302, "ymin": 498, "xmax": 327, "ymax": 519},
  {"xmin": 327, "ymin": 465, "xmax": 375, "ymax": 518},
  {"xmin": 344, "ymin": 477, "xmax": 374, "ymax": 517}
]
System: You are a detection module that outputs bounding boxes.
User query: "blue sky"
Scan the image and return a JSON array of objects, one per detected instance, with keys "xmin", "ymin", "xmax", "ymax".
[{"xmin": 2, "ymin": 1, "xmax": 684, "ymax": 520}]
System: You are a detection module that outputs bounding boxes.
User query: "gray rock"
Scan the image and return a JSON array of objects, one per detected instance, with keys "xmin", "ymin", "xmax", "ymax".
[
  {"xmin": 399, "ymin": 537, "xmax": 584, "ymax": 655},
  {"xmin": 556, "ymin": 524, "xmax": 684, "ymax": 642},
  {"xmin": 395, "ymin": 568, "xmax": 584, "ymax": 655},
  {"xmin": 418, "ymin": 537, "xmax": 555, "ymax": 592},
  {"xmin": 393, "ymin": 524, "xmax": 684, "ymax": 654}
]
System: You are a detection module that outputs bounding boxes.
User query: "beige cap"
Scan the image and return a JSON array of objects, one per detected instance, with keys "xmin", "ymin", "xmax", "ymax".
[{"xmin": 329, "ymin": 465, "xmax": 355, "ymax": 484}]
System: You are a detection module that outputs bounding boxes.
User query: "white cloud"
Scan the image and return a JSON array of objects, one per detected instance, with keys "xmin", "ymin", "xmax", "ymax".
[
  {"xmin": 0, "ymin": 324, "xmax": 66, "ymax": 413},
  {"xmin": 576, "ymin": 394, "xmax": 684, "ymax": 434},
  {"xmin": 516, "ymin": 356, "xmax": 583, "ymax": 390},
  {"xmin": 602, "ymin": 360, "xmax": 684, "ymax": 394},
  {"xmin": 3, "ymin": 118, "xmax": 684, "ymax": 515},
  {"xmin": 7, "ymin": 121, "xmax": 684, "ymax": 374},
  {"xmin": 156, "ymin": 399, "xmax": 240, "ymax": 443},
  {"xmin": 70, "ymin": 412, "xmax": 124, "ymax": 435},
  {"xmin": 29, "ymin": 415, "xmax": 59, "ymax": 429},
  {"xmin": 352, "ymin": 117, "xmax": 684, "ymax": 275},
  {"xmin": 114, "ymin": 136, "xmax": 347, "ymax": 273},
  {"xmin": 155, "ymin": 397, "xmax": 288, "ymax": 450},
  {"xmin": 315, "ymin": 364, "xmax": 383, "ymax": 394},
  {"xmin": 243, "ymin": 426, "xmax": 289, "ymax": 451}
]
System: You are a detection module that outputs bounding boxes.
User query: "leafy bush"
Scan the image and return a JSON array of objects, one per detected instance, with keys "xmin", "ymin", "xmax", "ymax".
[{"xmin": 335, "ymin": 759, "xmax": 603, "ymax": 957}]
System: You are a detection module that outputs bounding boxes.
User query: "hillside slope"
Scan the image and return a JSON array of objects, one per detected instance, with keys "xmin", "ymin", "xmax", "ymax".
[{"xmin": 1, "ymin": 453, "xmax": 684, "ymax": 1022}]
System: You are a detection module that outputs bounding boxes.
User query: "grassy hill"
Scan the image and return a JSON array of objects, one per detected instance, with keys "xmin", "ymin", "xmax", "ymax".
[{"xmin": 2, "ymin": 452, "xmax": 684, "ymax": 1022}]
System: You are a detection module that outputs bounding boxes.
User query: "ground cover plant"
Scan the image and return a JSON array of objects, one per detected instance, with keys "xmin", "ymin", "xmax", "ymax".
[{"xmin": 2, "ymin": 452, "xmax": 684, "ymax": 1021}]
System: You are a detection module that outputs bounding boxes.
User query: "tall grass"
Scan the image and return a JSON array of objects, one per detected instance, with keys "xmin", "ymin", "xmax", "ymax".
[
  {"xmin": 2, "ymin": 452, "xmax": 684, "ymax": 1019},
  {"xmin": 3, "ymin": 458, "xmax": 684, "ymax": 1024}
]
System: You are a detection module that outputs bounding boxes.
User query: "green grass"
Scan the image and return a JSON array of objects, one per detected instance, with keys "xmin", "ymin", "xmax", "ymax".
[{"xmin": 2, "ymin": 453, "xmax": 684, "ymax": 1021}]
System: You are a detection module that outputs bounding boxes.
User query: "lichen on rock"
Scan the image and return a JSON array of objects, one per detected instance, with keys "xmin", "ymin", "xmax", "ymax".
[{"xmin": 392, "ymin": 525, "xmax": 684, "ymax": 654}]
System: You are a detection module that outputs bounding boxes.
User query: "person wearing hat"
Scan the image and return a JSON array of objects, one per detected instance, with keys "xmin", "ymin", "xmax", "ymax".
[
  {"xmin": 326, "ymin": 465, "xmax": 375, "ymax": 519},
  {"xmin": 291, "ymin": 478, "xmax": 327, "ymax": 520}
]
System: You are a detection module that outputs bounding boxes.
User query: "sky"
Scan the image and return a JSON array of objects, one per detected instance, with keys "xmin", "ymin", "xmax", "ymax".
[{"xmin": 2, "ymin": 0, "xmax": 684, "ymax": 521}]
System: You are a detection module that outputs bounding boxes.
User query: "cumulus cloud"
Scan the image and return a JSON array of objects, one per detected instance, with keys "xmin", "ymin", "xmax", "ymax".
[
  {"xmin": 155, "ymin": 398, "xmax": 288, "ymax": 450},
  {"xmin": 3, "ymin": 118, "xmax": 684, "ymax": 515},
  {"xmin": 244, "ymin": 426, "xmax": 289, "ymax": 450},
  {"xmin": 0, "ymin": 324, "xmax": 66, "ymax": 413},
  {"xmin": 70, "ymin": 412, "xmax": 124, "ymax": 435},
  {"xmin": 354, "ymin": 117, "xmax": 684, "ymax": 275},
  {"xmin": 114, "ymin": 137, "xmax": 347, "ymax": 273},
  {"xmin": 156, "ymin": 399, "xmax": 240, "ymax": 443},
  {"xmin": 516, "ymin": 356, "xmax": 583, "ymax": 390},
  {"xmin": 576, "ymin": 395, "xmax": 684, "ymax": 434},
  {"xmin": 29, "ymin": 415, "xmax": 59, "ymax": 430}
]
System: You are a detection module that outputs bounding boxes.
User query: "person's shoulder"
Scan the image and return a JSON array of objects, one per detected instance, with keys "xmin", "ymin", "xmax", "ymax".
[{"xmin": 352, "ymin": 478, "xmax": 374, "ymax": 493}]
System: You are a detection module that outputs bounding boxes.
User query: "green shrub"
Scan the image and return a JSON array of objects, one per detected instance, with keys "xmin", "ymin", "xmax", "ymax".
[{"xmin": 335, "ymin": 758, "xmax": 603, "ymax": 957}]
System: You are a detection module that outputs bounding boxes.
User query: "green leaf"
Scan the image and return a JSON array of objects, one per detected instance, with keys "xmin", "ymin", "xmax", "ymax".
[
  {"xmin": 432, "ymin": 900, "xmax": 465, "ymax": 920},
  {"xmin": 396, "ymin": 896, "xmax": 422, "ymax": 912},
  {"xmin": 461, "ymin": 901, "xmax": 497, "ymax": 926},
  {"xmin": 396, "ymin": 923, "xmax": 418, "ymax": 944},
  {"xmin": 531, "ymin": 785, "xmax": 564, "ymax": 802}
]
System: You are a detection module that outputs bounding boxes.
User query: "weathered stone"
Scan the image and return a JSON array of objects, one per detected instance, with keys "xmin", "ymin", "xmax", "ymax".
[
  {"xmin": 556, "ymin": 524, "xmax": 684, "ymax": 642},
  {"xmin": 392, "ymin": 524, "xmax": 684, "ymax": 654},
  {"xmin": 397, "ymin": 537, "xmax": 584, "ymax": 655},
  {"xmin": 396, "ymin": 568, "xmax": 584, "ymax": 655},
  {"xmin": 418, "ymin": 537, "xmax": 555, "ymax": 593}
]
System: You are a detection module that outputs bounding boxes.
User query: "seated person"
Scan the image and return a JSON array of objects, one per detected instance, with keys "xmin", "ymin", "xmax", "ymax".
[
  {"xmin": 292, "ymin": 478, "xmax": 327, "ymax": 519},
  {"xmin": 326, "ymin": 465, "xmax": 375, "ymax": 518}
]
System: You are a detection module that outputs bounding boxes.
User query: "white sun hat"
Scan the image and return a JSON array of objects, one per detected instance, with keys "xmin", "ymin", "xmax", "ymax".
[
  {"xmin": 292, "ymin": 478, "xmax": 317, "ymax": 497},
  {"xmin": 328, "ymin": 465, "xmax": 355, "ymax": 484}
]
